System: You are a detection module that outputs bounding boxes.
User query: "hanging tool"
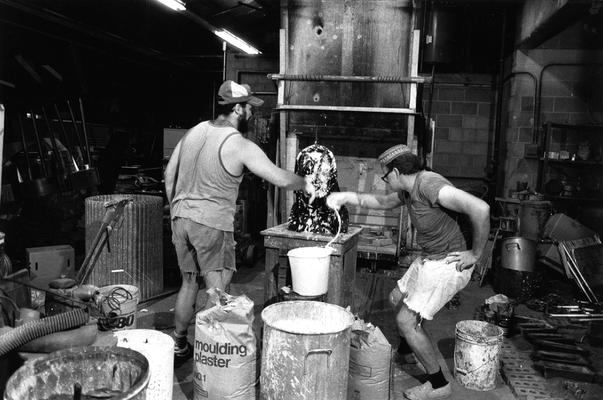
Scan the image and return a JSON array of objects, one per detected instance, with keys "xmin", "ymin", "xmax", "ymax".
[
  {"xmin": 26, "ymin": 110, "xmax": 59, "ymax": 197},
  {"xmin": 66, "ymin": 99, "xmax": 99, "ymax": 188},
  {"xmin": 54, "ymin": 103, "xmax": 98, "ymax": 190},
  {"xmin": 78, "ymin": 97, "xmax": 92, "ymax": 168},
  {"xmin": 41, "ymin": 106, "xmax": 69, "ymax": 191}
]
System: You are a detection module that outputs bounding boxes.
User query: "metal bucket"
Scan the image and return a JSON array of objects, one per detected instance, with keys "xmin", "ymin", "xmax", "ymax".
[
  {"xmin": 500, "ymin": 237, "xmax": 536, "ymax": 272},
  {"xmin": 454, "ymin": 320, "xmax": 503, "ymax": 391},
  {"xmin": 260, "ymin": 301, "xmax": 354, "ymax": 400},
  {"xmin": 3, "ymin": 346, "xmax": 149, "ymax": 399}
]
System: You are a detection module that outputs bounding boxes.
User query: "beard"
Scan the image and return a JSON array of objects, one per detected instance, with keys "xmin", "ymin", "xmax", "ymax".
[{"xmin": 238, "ymin": 110, "xmax": 250, "ymax": 133}]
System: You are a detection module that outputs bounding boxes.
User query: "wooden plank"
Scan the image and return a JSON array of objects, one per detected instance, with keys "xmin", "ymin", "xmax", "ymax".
[
  {"xmin": 279, "ymin": 28, "xmax": 288, "ymax": 223},
  {"xmin": 406, "ymin": 29, "xmax": 420, "ymax": 150},
  {"xmin": 350, "ymin": 215, "xmax": 400, "ymax": 227},
  {"xmin": 342, "ymin": 245, "xmax": 358, "ymax": 311},
  {"xmin": 0, "ymin": 104, "xmax": 4, "ymax": 197},
  {"xmin": 264, "ymin": 247, "xmax": 279, "ymax": 303},
  {"xmin": 284, "ymin": 132, "xmax": 298, "ymax": 217},
  {"xmin": 347, "ymin": 207, "xmax": 400, "ymax": 217}
]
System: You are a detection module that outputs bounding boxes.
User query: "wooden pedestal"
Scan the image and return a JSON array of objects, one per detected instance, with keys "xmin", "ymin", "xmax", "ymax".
[{"xmin": 261, "ymin": 223, "xmax": 362, "ymax": 311}]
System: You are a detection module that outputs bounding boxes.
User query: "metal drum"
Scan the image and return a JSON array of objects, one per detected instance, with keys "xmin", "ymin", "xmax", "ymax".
[{"xmin": 260, "ymin": 301, "xmax": 354, "ymax": 400}]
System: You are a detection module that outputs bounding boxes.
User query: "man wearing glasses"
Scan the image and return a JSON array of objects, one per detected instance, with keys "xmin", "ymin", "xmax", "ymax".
[{"xmin": 326, "ymin": 144, "xmax": 490, "ymax": 400}]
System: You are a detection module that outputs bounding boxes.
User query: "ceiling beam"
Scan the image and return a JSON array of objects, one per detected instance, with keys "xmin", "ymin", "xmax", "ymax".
[
  {"xmin": 0, "ymin": 0, "xmax": 203, "ymax": 70},
  {"xmin": 515, "ymin": 0, "xmax": 590, "ymax": 49}
]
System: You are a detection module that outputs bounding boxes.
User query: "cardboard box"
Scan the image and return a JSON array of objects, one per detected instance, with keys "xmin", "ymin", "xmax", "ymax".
[{"xmin": 26, "ymin": 245, "xmax": 75, "ymax": 289}]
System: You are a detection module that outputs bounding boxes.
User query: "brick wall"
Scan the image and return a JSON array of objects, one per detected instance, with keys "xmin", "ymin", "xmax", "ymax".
[{"xmin": 423, "ymin": 74, "xmax": 495, "ymax": 180}]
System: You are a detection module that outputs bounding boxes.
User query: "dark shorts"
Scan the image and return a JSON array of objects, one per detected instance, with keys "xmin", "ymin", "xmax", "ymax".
[{"xmin": 171, "ymin": 217, "xmax": 236, "ymax": 276}]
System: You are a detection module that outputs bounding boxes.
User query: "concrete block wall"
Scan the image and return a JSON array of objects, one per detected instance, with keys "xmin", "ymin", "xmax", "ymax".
[
  {"xmin": 423, "ymin": 74, "xmax": 495, "ymax": 179},
  {"xmin": 502, "ymin": 19, "xmax": 603, "ymax": 197}
]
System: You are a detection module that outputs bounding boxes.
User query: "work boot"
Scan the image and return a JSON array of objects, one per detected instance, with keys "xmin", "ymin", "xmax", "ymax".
[
  {"xmin": 403, "ymin": 381, "xmax": 452, "ymax": 400},
  {"xmin": 174, "ymin": 342, "xmax": 193, "ymax": 368}
]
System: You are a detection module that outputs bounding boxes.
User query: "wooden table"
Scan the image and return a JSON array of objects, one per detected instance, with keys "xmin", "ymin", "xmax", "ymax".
[{"xmin": 260, "ymin": 223, "xmax": 362, "ymax": 311}]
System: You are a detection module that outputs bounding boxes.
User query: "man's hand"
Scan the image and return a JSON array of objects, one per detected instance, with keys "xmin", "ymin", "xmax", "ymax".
[
  {"xmin": 445, "ymin": 250, "xmax": 479, "ymax": 272},
  {"xmin": 326, "ymin": 192, "xmax": 349, "ymax": 210},
  {"xmin": 303, "ymin": 175, "xmax": 316, "ymax": 204}
]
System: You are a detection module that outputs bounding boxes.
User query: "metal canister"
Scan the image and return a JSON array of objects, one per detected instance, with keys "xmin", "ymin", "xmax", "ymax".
[{"xmin": 497, "ymin": 315, "xmax": 512, "ymax": 337}]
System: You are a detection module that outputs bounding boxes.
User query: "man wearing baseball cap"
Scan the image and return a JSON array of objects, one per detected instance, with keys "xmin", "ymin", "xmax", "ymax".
[
  {"xmin": 165, "ymin": 80, "xmax": 315, "ymax": 367},
  {"xmin": 327, "ymin": 144, "xmax": 489, "ymax": 400}
]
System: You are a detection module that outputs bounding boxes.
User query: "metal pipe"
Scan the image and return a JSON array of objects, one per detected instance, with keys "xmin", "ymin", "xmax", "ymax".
[
  {"xmin": 548, "ymin": 313, "xmax": 603, "ymax": 318},
  {"xmin": 66, "ymin": 101, "xmax": 83, "ymax": 149},
  {"xmin": 268, "ymin": 74, "xmax": 430, "ymax": 84},
  {"xmin": 41, "ymin": 106, "xmax": 66, "ymax": 173},
  {"xmin": 536, "ymin": 62, "xmax": 603, "ymax": 136},
  {"xmin": 492, "ymin": 7, "xmax": 508, "ymax": 199},
  {"xmin": 29, "ymin": 111, "xmax": 48, "ymax": 176},
  {"xmin": 78, "ymin": 98, "xmax": 92, "ymax": 167},
  {"xmin": 17, "ymin": 113, "xmax": 33, "ymax": 180},
  {"xmin": 54, "ymin": 104, "xmax": 79, "ymax": 172},
  {"xmin": 222, "ymin": 41, "xmax": 227, "ymax": 81},
  {"xmin": 502, "ymin": 71, "xmax": 538, "ymax": 141},
  {"xmin": 275, "ymin": 105, "xmax": 419, "ymax": 114}
]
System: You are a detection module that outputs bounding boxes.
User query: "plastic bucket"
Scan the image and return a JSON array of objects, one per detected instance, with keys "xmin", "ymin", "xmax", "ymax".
[
  {"xmin": 115, "ymin": 330, "xmax": 175, "ymax": 400},
  {"xmin": 287, "ymin": 246, "xmax": 332, "ymax": 296},
  {"xmin": 3, "ymin": 346, "xmax": 149, "ymax": 399},
  {"xmin": 98, "ymin": 284, "xmax": 140, "ymax": 330},
  {"xmin": 454, "ymin": 320, "xmax": 503, "ymax": 391},
  {"xmin": 260, "ymin": 301, "xmax": 354, "ymax": 400}
]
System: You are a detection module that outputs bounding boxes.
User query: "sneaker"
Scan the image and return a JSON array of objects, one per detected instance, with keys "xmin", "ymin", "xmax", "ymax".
[
  {"xmin": 404, "ymin": 381, "xmax": 452, "ymax": 400},
  {"xmin": 174, "ymin": 342, "xmax": 193, "ymax": 368}
]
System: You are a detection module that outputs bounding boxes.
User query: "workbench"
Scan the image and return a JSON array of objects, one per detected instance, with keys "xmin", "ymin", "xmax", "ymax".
[{"xmin": 260, "ymin": 223, "xmax": 362, "ymax": 311}]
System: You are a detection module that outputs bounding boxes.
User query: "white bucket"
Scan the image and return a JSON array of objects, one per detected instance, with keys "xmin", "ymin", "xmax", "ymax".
[
  {"xmin": 98, "ymin": 284, "xmax": 140, "ymax": 330},
  {"xmin": 454, "ymin": 320, "xmax": 503, "ymax": 391},
  {"xmin": 115, "ymin": 329, "xmax": 175, "ymax": 400},
  {"xmin": 287, "ymin": 246, "xmax": 332, "ymax": 296}
]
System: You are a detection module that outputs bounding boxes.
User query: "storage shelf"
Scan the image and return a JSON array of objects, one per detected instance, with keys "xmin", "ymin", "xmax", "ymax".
[
  {"xmin": 540, "ymin": 159, "xmax": 603, "ymax": 166},
  {"xmin": 543, "ymin": 195, "xmax": 603, "ymax": 202},
  {"xmin": 537, "ymin": 122, "xmax": 603, "ymax": 200}
]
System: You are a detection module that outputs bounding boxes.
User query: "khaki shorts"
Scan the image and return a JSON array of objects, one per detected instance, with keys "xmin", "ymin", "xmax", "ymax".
[
  {"xmin": 394, "ymin": 257, "xmax": 473, "ymax": 320},
  {"xmin": 171, "ymin": 218, "xmax": 236, "ymax": 276}
]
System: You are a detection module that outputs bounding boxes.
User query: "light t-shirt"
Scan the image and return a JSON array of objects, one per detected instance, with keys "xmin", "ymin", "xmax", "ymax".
[{"xmin": 398, "ymin": 171, "xmax": 466, "ymax": 258}]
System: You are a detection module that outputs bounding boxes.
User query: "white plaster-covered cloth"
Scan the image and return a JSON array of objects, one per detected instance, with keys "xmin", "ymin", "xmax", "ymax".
[{"xmin": 397, "ymin": 257, "xmax": 473, "ymax": 320}]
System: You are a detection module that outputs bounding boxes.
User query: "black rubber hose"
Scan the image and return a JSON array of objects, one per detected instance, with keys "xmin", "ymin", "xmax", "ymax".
[{"xmin": 0, "ymin": 308, "xmax": 88, "ymax": 357}]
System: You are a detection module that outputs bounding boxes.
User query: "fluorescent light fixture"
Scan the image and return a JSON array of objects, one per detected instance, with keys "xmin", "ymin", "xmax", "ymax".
[
  {"xmin": 154, "ymin": 0, "xmax": 185, "ymax": 11},
  {"xmin": 214, "ymin": 29, "xmax": 261, "ymax": 55}
]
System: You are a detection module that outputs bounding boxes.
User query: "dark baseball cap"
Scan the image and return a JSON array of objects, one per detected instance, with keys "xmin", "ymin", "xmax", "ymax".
[{"xmin": 218, "ymin": 80, "xmax": 264, "ymax": 106}]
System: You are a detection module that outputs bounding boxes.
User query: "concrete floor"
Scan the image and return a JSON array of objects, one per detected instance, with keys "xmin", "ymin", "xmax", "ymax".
[{"xmin": 134, "ymin": 258, "xmax": 518, "ymax": 400}]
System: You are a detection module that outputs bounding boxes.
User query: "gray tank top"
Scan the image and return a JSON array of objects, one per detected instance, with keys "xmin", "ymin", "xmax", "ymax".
[{"xmin": 171, "ymin": 121, "xmax": 243, "ymax": 231}]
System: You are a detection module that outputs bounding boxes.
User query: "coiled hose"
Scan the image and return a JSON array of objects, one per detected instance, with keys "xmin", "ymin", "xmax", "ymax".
[{"xmin": 0, "ymin": 308, "xmax": 88, "ymax": 356}]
